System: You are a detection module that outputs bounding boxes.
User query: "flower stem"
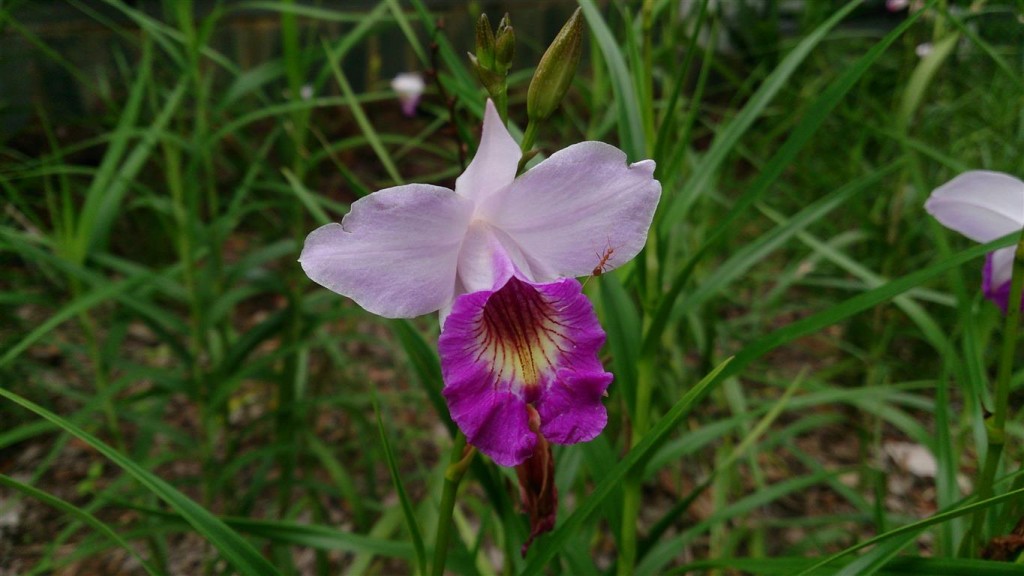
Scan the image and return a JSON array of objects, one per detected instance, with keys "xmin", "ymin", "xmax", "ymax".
[
  {"xmin": 969, "ymin": 234, "xmax": 1024, "ymax": 553},
  {"xmin": 517, "ymin": 120, "xmax": 539, "ymax": 174},
  {"xmin": 619, "ymin": 347, "xmax": 655, "ymax": 575},
  {"xmin": 431, "ymin": 432, "xmax": 474, "ymax": 576}
]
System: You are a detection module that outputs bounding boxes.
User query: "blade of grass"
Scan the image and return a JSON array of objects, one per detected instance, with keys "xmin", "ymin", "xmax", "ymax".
[
  {"xmin": 718, "ymin": 231, "xmax": 1016, "ymax": 384},
  {"xmin": 327, "ymin": 46, "xmax": 404, "ymax": 185},
  {"xmin": 374, "ymin": 398, "xmax": 427, "ymax": 575},
  {"xmin": 645, "ymin": 1, "xmax": 932, "ymax": 355},
  {"xmin": 520, "ymin": 357, "xmax": 731, "ymax": 575},
  {"xmin": 0, "ymin": 474, "xmax": 161, "ymax": 576},
  {"xmin": 795, "ymin": 483, "xmax": 1024, "ymax": 576},
  {"xmin": 658, "ymin": 0, "xmax": 869, "ymax": 227},
  {"xmin": 0, "ymin": 388, "xmax": 284, "ymax": 576},
  {"xmin": 578, "ymin": 0, "xmax": 645, "ymax": 160},
  {"xmin": 597, "ymin": 273, "xmax": 641, "ymax": 416}
]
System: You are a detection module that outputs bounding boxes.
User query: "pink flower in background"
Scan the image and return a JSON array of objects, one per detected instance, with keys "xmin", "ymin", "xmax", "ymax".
[
  {"xmin": 925, "ymin": 171, "xmax": 1024, "ymax": 312},
  {"xmin": 390, "ymin": 72, "xmax": 425, "ymax": 117},
  {"xmin": 300, "ymin": 100, "xmax": 660, "ymax": 465}
]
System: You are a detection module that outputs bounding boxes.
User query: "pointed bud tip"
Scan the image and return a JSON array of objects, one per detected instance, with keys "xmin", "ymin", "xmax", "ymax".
[
  {"xmin": 527, "ymin": 7, "xmax": 584, "ymax": 121},
  {"xmin": 475, "ymin": 13, "xmax": 496, "ymax": 68}
]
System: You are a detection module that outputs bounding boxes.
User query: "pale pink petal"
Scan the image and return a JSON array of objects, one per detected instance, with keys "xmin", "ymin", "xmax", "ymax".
[
  {"xmin": 454, "ymin": 100, "xmax": 521, "ymax": 202},
  {"xmin": 477, "ymin": 142, "xmax": 661, "ymax": 281},
  {"xmin": 983, "ymin": 246, "xmax": 1021, "ymax": 312},
  {"xmin": 455, "ymin": 222, "xmax": 545, "ymax": 295},
  {"xmin": 988, "ymin": 246, "xmax": 1016, "ymax": 288},
  {"xmin": 925, "ymin": 171, "xmax": 1024, "ymax": 243},
  {"xmin": 299, "ymin": 184, "xmax": 474, "ymax": 318}
]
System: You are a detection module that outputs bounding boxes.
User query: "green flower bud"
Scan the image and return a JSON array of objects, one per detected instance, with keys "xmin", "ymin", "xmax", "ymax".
[
  {"xmin": 527, "ymin": 7, "xmax": 583, "ymax": 121},
  {"xmin": 470, "ymin": 53, "xmax": 506, "ymax": 97},
  {"xmin": 475, "ymin": 13, "xmax": 495, "ymax": 69},
  {"xmin": 494, "ymin": 19, "xmax": 515, "ymax": 74},
  {"xmin": 496, "ymin": 13, "xmax": 512, "ymax": 37}
]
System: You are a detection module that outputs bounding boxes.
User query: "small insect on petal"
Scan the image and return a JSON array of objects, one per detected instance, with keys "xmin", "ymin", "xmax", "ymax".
[
  {"xmin": 581, "ymin": 246, "xmax": 615, "ymax": 289},
  {"xmin": 592, "ymin": 246, "xmax": 615, "ymax": 277}
]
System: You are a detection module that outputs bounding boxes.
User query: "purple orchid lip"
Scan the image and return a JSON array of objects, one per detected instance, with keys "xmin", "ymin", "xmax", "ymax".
[
  {"xmin": 983, "ymin": 249, "xmax": 1023, "ymax": 313},
  {"xmin": 439, "ymin": 275, "xmax": 612, "ymax": 467}
]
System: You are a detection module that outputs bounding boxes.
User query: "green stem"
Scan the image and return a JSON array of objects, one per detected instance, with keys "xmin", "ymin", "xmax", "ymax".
[
  {"xmin": 495, "ymin": 85, "xmax": 509, "ymax": 126},
  {"xmin": 431, "ymin": 433, "xmax": 473, "ymax": 576},
  {"xmin": 70, "ymin": 281, "xmax": 124, "ymax": 453},
  {"xmin": 640, "ymin": 0, "xmax": 656, "ymax": 155},
  {"xmin": 517, "ymin": 120, "xmax": 539, "ymax": 174},
  {"xmin": 619, "ymin": 349, "xmax": 655, "ymax": 575},
  {"xmin": 969, "ymin": 234, "xmax": 1024, "ymax": 553}
]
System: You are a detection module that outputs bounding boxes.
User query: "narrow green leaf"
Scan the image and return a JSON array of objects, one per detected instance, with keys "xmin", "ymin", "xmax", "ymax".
[
  {"xmin": 719, "ymin": 233, "xmax": 1015, "ymax": 385},
  {"xmin": 327, "ymin": 43, "xmax": 404, "ymax": 185},
  {"xmin": 645, "ymin": 1, "xmax": 932, "ymax": 354},
  {"xmin": 597, "ymin": 273, "xmax": 641, "ymax": 415},
  {"xmin": 374, "ymin": 399, "xmax": 428, "ymax": 575},
  {"xmin": 392, "ymin": 320, "xmax": 453, "ymax": 436},
  {"xmin": 0, "ymin": 388, "xmax": 283, "ymax": 576},
  {"xmin": 283, "ymin": 168, "xmax": 331, "ymax": 225},
  {"xmin": 660, "ymin": 0, "xmax": 866, "ymax": 226},
  {"xmin": 520, "ymin": 358, "xmax": 731, "ymax": 575},
  {"xmin": 795, "ymin": 484, "xmax": 1024, "ymax": 576},
  {"xmin": 578, "ymin": 0, "xmax": 645, "ymax": 160},
  {"xmin": 898, "ymin": 32, "xmax": 958, "ymax": 127},
  {"xmin": 0, "ymin": 474, "xmax": 161, "ymax": 576}
]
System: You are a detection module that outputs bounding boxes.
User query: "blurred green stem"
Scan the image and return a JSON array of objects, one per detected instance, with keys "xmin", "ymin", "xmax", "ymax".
[
  {"xmin": 640, "ymin": 0, "xmax": 656, "ymax": 154},
  {"xmin": 431, "ymin": 432, "xmax": 473, "ymax": 576},
  {"xmin": 495, "ymin": 89, "xmax": 509, "ymax": 126},
  {"xmin": 970, "ymin": 234, "xmax": 1024, "ymax": 553},
  {"xmin": 71, "ymin": 282, "xmax": 125, "ymax": 453},
  {"xmin": 619, "ymin": 344, "xmax": 654, "ymax": 575},
  {"xmin": 517, "ymin": 120, "xmax": 539, "ymax": 173},
  {"xmin": 279, "ymin": 0, "xmax": 311, "ymax": 520}
]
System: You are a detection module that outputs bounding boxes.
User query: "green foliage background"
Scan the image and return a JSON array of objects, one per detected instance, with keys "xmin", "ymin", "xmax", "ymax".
[{"xmin": 1, "ymin": 0, "xmax": 1024, "ymax": 574}]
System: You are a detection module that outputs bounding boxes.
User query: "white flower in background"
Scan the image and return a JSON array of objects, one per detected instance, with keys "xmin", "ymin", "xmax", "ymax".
[
  {"xmin": 915, "ymin": 42, "xmax": 933, "ymax": 58},
  {"xmin": 391, "ymin": 72, "xmax": 426, "ymax": 117}
]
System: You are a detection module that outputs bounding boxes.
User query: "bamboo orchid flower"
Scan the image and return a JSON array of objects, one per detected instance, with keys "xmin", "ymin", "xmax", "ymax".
[
  {"xmin": 925, "ymin": 170, "xmax": 1024, "ymax": 312},
  {"xmin": 300, "ymin": 100, "xmax": 661, "ymax": 465},
  {"xmin": 391, "ymin": 72, "xmax": 425, "ymax": 117}
]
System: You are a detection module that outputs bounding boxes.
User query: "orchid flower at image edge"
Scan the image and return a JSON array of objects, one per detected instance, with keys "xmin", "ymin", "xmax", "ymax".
[
  {"xmin": 925, "ymin": 170, "xmax": 1024, "ymax": 312},
  {"xmin": 299, "ymin": 100, "xmax": 661, "ymax": 466}
]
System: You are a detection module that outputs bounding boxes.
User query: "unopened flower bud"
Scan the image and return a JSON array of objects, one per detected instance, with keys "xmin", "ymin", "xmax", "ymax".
[
  {"xmin": 527, "ymin": 7, "xmax": 583, "ymax": 121},
  {"xmin": 470, "ymin": 54, "xmax": 506, "ymax": 96},
  {"xmin": 475, "ymin": 13, "xmax": 496, "ymax": 70},
  {"xmin": 494, "ymin": 15, "xmax": 515, "ymax": 74}
]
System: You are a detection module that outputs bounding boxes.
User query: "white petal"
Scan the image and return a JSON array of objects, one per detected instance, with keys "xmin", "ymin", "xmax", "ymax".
[
  {"xmin": 455, "ymin": 222, "xmax": 518, "ymax": 295},
  {"xmin": 925, "ymin": 170, "xmax": 1024, "ymax": 243},
  {"xmin": 477, "ymin": 142, "xmax": 661, "ymax": 280},
  {"xmin": 299, "ymin": 184, "xmax": 474, "ymax": 318},
  {"xmin": 454, "ymin": 100, "xmax": 521, "ymax": 202},
  {"xmin": 390, "ymin": 72, "xmax": 424, "ymax": 96},
  {"xmin": 990, "ymin": 246, "xmax": 1016, "ymax": 288}
]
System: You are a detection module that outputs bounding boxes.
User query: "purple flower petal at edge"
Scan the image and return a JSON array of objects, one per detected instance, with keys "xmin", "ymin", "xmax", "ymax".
[
  {"xmin": 983, "ymin": 248, "xmax": 1024, "ymax": 313},
  {"xmin": 439, "ymin": 276, "xmax": 611, "ymax": 467}
]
